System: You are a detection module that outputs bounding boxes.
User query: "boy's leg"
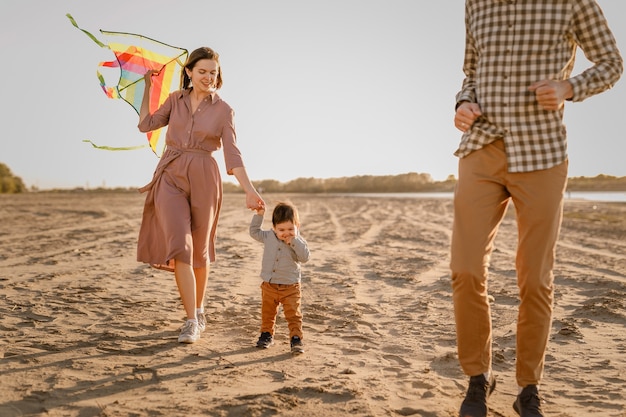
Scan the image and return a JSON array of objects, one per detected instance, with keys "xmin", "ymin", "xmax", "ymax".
[
  {"xmin": 281, "ymin": 283, "xmax": 303, "ymax": 339},
  {"xmin": 260, "ymin": 282, "xmax": 280, "ymax": 334}
]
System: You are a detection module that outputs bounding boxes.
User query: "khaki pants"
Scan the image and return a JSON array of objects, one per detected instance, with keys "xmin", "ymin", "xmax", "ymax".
[
  {"xmin": 450, "ymin": 140, "xmax": 568, "ymax": 387},
  {"xmin": 260, "ymin": 282, "xmax": 303, "ymax": 339}
]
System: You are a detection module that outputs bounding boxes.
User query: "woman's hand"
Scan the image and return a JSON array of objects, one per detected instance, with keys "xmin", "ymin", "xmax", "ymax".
[
  {"xmin": 230, "ymin": 167, "xmax": 265, "ymax": 211},
  {"xmin": 144, "ymin": 69, "xmax": 159, "ymax": 87},
  {"xmin": 246, "ymin": 190, "xmax": 265, "ymax": 211}
]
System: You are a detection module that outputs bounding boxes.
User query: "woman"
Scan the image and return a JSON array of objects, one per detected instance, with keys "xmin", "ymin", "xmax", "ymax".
[{"xmin": 137, "ymin": 47, "xmax": 264, "ymax": 344}]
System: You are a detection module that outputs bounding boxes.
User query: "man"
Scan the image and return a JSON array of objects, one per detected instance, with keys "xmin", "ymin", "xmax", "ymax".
[{"xmin": 451, "ymin": 1, "xmax": 622, "ymax": 416}]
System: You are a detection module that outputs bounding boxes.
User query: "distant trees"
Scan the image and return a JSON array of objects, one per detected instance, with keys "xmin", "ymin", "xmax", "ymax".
[
  {"xmin": 3, "ymin": 162, "xmax": 624, "ymax": 194},
  {"xmin": 0, "ymin": 163, "xmax": 26, "ymax": 193},
  {"xmin": 567, "ymin": 174, "xmax": 626, "ymax": 191},
  {"xmin": 224, "ymin": 173, "xmax": 626, "ymax": 194},
  {"xmin": 246, "ymin": 172, "xmax": 457, "ymax": 194}
]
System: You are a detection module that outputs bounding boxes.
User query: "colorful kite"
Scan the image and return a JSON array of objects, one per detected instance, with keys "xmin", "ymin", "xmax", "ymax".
[{"xmin": 67, "ymin": 13, "xmax": 188, "ymax": 156}]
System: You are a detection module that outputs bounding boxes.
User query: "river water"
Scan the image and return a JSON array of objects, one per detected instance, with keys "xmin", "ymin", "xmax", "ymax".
[{"xmin": 344, "ymin": 191, "xmax": 626, "ymax": 203}]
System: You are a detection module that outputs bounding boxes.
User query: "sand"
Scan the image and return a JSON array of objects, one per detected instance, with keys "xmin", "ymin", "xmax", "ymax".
[{"xmin": 0, "ymin": 191, "xmax": 624, "ymax": 417}]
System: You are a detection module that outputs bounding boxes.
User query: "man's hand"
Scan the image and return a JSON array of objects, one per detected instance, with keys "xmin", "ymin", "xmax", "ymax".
[
  {"xmin": 528, "ymin": 80, "xmax": 573, "ymax": 111},
  {"xmin": 455, "ymin": 102, "xmax": 482, "ymax": 132}
]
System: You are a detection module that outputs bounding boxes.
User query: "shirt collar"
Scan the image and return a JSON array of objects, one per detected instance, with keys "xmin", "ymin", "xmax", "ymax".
[{"xmin": 179, "ymin": 88, "xmax": 219, "ymax": 104}]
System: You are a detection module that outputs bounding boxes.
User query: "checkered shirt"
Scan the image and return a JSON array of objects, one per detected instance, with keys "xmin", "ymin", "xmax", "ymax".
[{"xmin": 455, "ymin": 0, "xmax": 623, "ymax": 172}]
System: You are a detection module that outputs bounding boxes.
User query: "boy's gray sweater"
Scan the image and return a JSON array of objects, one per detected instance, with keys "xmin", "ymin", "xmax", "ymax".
[{"xmin": 249, "ymin": 214, "xmax": 310, "ymax": 285}]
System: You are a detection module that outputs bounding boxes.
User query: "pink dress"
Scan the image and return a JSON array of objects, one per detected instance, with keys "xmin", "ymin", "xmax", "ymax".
[{"xmin": 137, "ymin": 89, "xmax": 244, "ymax": 272}]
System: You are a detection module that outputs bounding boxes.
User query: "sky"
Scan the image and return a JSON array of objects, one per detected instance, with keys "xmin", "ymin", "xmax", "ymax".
[{"xmin": 1, "ymin": 1, "xmax": 624, "ymax": 190}]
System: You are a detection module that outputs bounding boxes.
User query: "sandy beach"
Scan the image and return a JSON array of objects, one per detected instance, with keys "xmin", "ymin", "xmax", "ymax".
[{"xmin": 0, "ymin": 191, "xmax": 624, "ymax": 417}]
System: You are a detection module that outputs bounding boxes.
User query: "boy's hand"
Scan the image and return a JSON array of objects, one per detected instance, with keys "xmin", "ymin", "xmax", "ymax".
[
  {"xmin": 255, "ymin": 207, "xmax": 265, "ymax": 216},
  {"xmin": 280, "ymin": 227, "xmax": 297, "ymax": 244}
]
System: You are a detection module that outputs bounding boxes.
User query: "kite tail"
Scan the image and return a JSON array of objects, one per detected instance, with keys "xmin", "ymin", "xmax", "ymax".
[
  {"xmin": 66, "ymin": 14, "xmax": 108, "ymax": 48},
  {"xmin": 82, "ymin": 140, "xmax": 148, "ymax": 151}
]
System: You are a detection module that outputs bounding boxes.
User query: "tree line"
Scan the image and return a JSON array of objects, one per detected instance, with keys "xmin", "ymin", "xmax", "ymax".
[
  {"xmin": 240, "ymin": 172, "xmax": 458, "ymax": 194},
  {"xmin": 0, "ymin": 163, "xmax": 26, "ymax": 193},
  {"xmin": 2, "ymin": 161, "xmax": 626, "ymax": 194},
  {"xmin": 230, "ymin": 173, "xmax": 626, "ymax": 193}
]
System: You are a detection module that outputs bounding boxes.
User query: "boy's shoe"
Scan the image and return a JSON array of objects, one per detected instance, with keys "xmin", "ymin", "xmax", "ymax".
[
  {"xmin": 290, "ymin": 336, "xmax": 305, "ymax": 354},
  {"xmin": 256, "ymin": 332, "xmax": 274, "ymax": 348},
  {"xmin": 178, "ymin": 320, "xmax": 200, "ymax": 344},
  {"xmin": 459, "ymin": 373, "xmax": 496, "ymax": 417},
  {"xmin": 513, "ymin": 385, "xmax": 543, "ymax": 417},
  {"xmin": 197, "ymin": 313, "xmax": 206, "ymax": 333}
]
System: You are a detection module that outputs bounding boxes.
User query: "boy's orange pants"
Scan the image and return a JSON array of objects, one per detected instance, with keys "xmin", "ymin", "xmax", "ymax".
[{"xmin": 260, "ymin": 282, "xmax": 303, "ymax": 339}]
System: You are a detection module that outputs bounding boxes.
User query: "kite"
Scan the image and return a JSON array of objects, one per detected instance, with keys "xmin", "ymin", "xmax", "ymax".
[{"xmin": 67, "ymin": 13, "xmax": 188, "ymax": 156}]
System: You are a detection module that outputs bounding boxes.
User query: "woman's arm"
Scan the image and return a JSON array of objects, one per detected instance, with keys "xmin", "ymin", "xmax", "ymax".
[
  {"xmin": 231, "ymin": 166, "xmax": 265, "ymax": 211},
  {"xmin": 139, "ymin": 70, "xmax": 157, "ymax": 124}
]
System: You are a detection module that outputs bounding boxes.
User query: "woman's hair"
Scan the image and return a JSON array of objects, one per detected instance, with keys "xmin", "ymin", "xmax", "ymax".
[
  {"xmin": 272, "ymin": 202, "xmax": 300, "ymax": 226},
  {"xmin": 180, "ymin": 47, "xmax": 223, "ymax": 90}
]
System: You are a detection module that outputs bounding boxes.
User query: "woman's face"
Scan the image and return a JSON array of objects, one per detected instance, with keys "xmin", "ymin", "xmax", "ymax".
[{"xmin": 187, "ymin": 59, "xmax": 219, "ymax": 93}]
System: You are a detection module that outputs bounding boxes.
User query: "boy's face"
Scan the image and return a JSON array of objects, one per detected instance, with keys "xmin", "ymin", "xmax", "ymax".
[{"xmin": 273, "ymin": 220, "xmax": 297, "ymax": 242}]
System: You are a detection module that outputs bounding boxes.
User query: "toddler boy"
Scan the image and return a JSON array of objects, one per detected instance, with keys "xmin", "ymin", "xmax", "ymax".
[{"xmin": 249, "ymin": 201, "xmax": 310, "ymax": 354}]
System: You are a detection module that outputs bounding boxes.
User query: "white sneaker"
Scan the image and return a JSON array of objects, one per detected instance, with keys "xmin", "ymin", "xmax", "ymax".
[
  {"xmin": 197, "ymin": 313, "xmax": 206, "ymax": 333},
  {"xmin": 178, "ymin": 320, "xmax": 200, "ymax": 344}
]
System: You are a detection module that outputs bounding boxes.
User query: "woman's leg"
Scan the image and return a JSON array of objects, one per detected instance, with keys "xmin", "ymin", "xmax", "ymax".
[
  {"xmin": 194, "ymin": 266, "xmax": 209, "ymax": 310},
  {"xmin": 174, "ymin": 261, "xmax": 197, "ymax": 321}
]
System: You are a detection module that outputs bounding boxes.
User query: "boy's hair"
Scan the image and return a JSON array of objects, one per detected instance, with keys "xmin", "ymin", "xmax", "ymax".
[{"xmin": 272, "ymin": 202, "xmax": 300, "ymax": 226}]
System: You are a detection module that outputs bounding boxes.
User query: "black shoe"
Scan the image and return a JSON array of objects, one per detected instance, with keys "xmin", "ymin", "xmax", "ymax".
[
  {"xmin": 290, "ymin": 336, "xmax": 304, "ymax": 354},
  {"xmin": 459, "ymin": 373, "xmax": 496, "ymax": 417},
  {"xmin": 513, "ymin": 385, "xmax": 543, "ymax": 417},
  {"xmin": 256, "ymin": 332, "xmax": 273, "ymax": 348}
]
